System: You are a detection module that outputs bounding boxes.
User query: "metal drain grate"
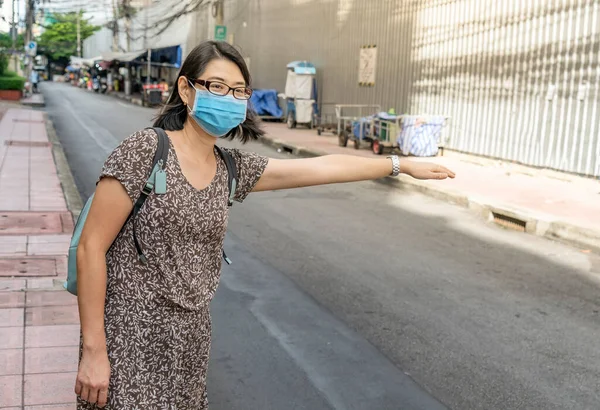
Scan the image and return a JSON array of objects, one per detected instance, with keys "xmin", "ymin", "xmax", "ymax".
[
  {"xmin": 277, "ymin": 144, "xmax": 294, "ymax": 154},
  {"xmin": 492, "ymin": 212, "xmax": 527, "ymax": 232}
]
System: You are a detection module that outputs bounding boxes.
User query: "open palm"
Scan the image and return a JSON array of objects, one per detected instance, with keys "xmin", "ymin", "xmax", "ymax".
[{"xmin": 407, "ymin": 162, "xmax": 456, "ymax": 180}]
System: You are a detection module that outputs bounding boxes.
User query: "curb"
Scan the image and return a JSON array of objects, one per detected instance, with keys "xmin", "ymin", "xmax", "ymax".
[
  {"xmin": 21, "ymin": 99, "xmax": 45, "ymax": 108},
  {"xmin": 259, "ymin": 135, "xmax": 600, "ymax": 253},
  {"xmin": 45, "ymin": 116, "xmax": 84, "ymax": 221}
]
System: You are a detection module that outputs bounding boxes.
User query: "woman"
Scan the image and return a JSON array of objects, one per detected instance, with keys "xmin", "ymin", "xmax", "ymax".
[{"xmin": 75, "ymin": 40, "xmax": 455, "ymax": 409}]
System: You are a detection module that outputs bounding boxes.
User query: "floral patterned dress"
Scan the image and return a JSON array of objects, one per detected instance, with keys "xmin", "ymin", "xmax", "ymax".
[{"xmin": 78, "ymin": 128, "xmax": 268, "ymax": 409}]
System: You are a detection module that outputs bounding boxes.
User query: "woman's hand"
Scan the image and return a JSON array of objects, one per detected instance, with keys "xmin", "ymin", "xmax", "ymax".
[
  {"xmin": 75, "ymin": 347, "xmax": 111, "ymax": 408},
  {"xmin": 403, "ymin": 161, "xmax": 456, "ymax": 180}
]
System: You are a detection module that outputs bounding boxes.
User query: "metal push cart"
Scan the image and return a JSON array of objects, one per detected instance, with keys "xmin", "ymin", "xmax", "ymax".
[
  {"xmin": 369, "ymin": 113, "xmax": 401, "ymax": 155},
  {"xmin": 314, "ymin": 103, "xmax": 338, "ymax": 135},
  {"xmin": 367, "ymin": 115, "xmax": 450, "ymax": 156},
  {"xmin": 284, "ymin": 61, "xmax": 318, "ymax": 129},
  {"xmin": 335, "ymin": 104, "xmax": 381, "ymax": 149}
]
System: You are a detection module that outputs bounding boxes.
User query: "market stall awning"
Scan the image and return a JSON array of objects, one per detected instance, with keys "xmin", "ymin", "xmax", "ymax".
[
  {"xmin": 69, "ymin": 56, "xmax": 102, "ymax": 67},
  {"xmin": 101, "ymin": 50, "xmax": 146, "ymax": 63},
  {"xmin": 100, "ymin": 47, "xmax": 181, "ymax": 67},
  {"xmin": 139, "ymin": 45, "xmax": 182, "ymax": 68}
]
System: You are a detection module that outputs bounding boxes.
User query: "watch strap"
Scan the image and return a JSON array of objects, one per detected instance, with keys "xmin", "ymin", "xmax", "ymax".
[{"xmin": 387, "ymin": 155, "xmax": 400, "ymax": 177}]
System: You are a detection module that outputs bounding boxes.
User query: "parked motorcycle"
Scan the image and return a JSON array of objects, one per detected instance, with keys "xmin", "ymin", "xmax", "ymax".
[
  {"xmin": 92, "ymin": 76, "xmax": 100, "ymax": 93},
  {"xmin": 99, "ymin": 77, "xmax": 108, "ymax": 94}
]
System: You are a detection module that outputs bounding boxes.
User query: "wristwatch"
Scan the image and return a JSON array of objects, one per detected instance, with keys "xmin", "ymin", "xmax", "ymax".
[{"xmin": 387, "ymin": 155, "xmax": 400, "ymax": 177}]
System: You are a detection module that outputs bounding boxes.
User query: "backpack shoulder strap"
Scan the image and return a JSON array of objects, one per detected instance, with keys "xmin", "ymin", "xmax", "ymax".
[
  {"xmin": 151, "ymin": 127, "xmax": 170, "ymax": 166},
  {"xmin": 134, "ymin": 128, "xmax": 168, "ymax": 208},
  {"xmin": 130, "ymin": 128, "xmax": 169, "ymax": 263},
  {"xmin": 215, "ymin": 146, "xmax": 238, "ymax": 207},
  {"xmin": 214, "ymin": 146, "xmax": 237, "ymax": 266}
]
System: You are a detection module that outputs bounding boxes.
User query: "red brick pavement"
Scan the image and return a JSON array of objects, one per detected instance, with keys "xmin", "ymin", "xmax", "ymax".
[{"xmin": 0, "ymin": 108, "xmax": 77, "ymax": 410}]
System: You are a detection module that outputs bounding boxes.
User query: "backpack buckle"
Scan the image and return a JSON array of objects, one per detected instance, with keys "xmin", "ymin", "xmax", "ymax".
[{"xmin": 141, "ymin": 182, "xmax": 154, "ymax": 196}]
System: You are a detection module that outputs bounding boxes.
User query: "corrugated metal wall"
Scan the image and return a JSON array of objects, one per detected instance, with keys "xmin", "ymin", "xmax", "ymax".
[
  {"xmin": 224, "ymin": 0, "xmax": 416, "ymax": 113},
  {"xmin": 409, "ymin": 0, "xmax": 600, "ymax": 177},
  {"xmin": 219, "ymin": 0, "xmax": 599, "ymax": 176}
]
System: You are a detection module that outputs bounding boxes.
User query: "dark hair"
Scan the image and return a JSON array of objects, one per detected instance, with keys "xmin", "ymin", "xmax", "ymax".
[{"xmin": 153, "ymin": 41, "xmax": 263, "ymax": 143}]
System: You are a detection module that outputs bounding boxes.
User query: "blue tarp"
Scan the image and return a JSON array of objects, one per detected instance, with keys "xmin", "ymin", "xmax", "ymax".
[
  {"xmin": 149, "ymin": 45, "xmax": 182, "ymax": 68},
  {"xmin": 352, "ymin": 112, "xmax": 400, "ymax": 139},
  {"xmin": 352, "ymin": 117, "xmax": 372, "ymax": 139},
  {"xmin": 250, "ymin": 89, "xmax": 283, "ymax": 118}
]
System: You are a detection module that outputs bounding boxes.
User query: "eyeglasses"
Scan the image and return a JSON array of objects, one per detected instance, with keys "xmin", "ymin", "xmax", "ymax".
[{"xmin": 189, "ymin": 78, "xmax": 253, "ymax": 100}]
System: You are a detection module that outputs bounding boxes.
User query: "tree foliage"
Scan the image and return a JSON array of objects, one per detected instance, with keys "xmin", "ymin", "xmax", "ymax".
[
  {"xmin": 0, "ymin": 53, "xmax": 8, "ymax": 76},
  {"xmin": 37, "ymin": 12, "xmax": 101, "ymax": 60},
  {"xmin": 0, "ymin": 32, "xmax": 25, "ymax": 50}
]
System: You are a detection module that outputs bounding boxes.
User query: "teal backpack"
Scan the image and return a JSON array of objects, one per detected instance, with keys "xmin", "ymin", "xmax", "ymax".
[{"xmin": 64, "ymin": 127, "xmax": 238, "ymax": 296}]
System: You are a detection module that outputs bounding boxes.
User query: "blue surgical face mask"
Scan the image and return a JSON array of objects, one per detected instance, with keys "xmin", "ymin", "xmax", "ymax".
[{"xmin": 187, "ymin": 82, "xmax": 247, "ymax": 137}]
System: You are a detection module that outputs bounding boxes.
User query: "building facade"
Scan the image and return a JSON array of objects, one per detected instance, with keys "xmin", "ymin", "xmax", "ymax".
[{"xmin": 221, "ymin": 0, "xmax": 600, "ymax": 177}]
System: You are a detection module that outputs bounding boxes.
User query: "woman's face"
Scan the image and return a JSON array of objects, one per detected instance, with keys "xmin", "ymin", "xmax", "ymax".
[{"xmin": 179, "ymin": 58, "xmax": 246, "ymax": 107}]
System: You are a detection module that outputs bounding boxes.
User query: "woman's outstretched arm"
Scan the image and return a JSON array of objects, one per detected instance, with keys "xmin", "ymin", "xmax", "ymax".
[{"xmin": 253, "ymin": 155, "xmax": 455, "ymax": 192}]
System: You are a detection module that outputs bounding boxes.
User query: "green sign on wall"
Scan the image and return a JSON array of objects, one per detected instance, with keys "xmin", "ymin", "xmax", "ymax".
[
  {"xmin": 215, "ymin": 26, "xmax": 227, "ymax": 41},
  {"xmin": 215, "ymin": 25, "xmax": 227, "ymax": 41}
]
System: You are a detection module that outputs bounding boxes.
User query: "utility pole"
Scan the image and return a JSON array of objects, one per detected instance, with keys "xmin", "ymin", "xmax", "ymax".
[
  {"xmin": 216, "ymin": 0, "xmax": 223, "ymax": 26},
  {"xmin": 25, "ymin": 0, "xmax": 33, "ymax": 79},
  {"xmin": 111, "ymin": 0, "xmax": 118, "ymax": 52},
  {"xmin": 25, "ymin": 0, "xmax": 33, "ymax": 44},
  {"xmin": 123, "ymin": 0, "xmax": 131, "ymax": 52},
  {"xmin": 76, "ymin": 2, "xmax": 81, "ymax": 57},
  {"xmin": 11, "ymin": 0, "xmax": 17, "ymax": 71},
  {"xmin": 144, "ymin": 0, "xmax": 150, "ymax": 85},
  {"xmin": 123, "ymin": 0, "xmax": 131, "ymax": 95}
]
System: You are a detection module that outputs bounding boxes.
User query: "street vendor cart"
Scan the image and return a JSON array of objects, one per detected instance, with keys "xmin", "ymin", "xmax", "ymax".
[{"xmin": 284, "ymin": 61, "xmax": 318, "ymax": 129}]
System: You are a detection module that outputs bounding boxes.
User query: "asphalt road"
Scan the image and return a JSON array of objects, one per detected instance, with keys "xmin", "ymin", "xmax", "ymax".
[{"xmin": 43, "ymin": 82, "xmax": 600, "ymax": 410}]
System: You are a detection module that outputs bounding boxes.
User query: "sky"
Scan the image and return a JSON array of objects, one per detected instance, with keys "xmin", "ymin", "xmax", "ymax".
[
  {"xmin": 0, "ymin": 1, "xmax": 23, "ymax": 33},
  {"xmin": 0, "ymin": 0, "xmax": 111, "ymax": 34}
]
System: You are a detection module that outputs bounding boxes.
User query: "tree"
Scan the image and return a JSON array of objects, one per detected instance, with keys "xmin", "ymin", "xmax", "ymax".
[
  {"xmin": 36, "ymin": 12, "xmax": 100, "ymax": 60},
  {"xmin": 0, "ymin": 53, "xmax": 8, "ymax": 75},
  {"xmin": 0, "ymin": 32, "xmax": 25, "ymax": 51}
]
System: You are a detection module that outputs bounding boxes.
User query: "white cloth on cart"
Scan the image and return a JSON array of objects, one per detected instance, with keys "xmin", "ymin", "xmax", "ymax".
[
  {"xmin": 295, "ymin": 99, "xmax": 315, "ymax": 123},
  {"xmin": 285, "ymin": 71, "xmax": 313, "ymax": 99},
  {"xmin": 397, "ymin": 115, "xmax": 445, "ymax": 157}
]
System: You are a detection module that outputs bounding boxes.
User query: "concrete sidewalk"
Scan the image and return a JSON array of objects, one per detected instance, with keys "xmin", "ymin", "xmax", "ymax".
[
  {"xmin": 260, "ymin": 122, "xmax": 600, "ymax": 252},
  {"xmin": 0, "ymin": 106, "xmax": 78, "ymax": 409},
  {"xmin": 21, "ymin": 94, "xmax": 45, "ymax": 108}
]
